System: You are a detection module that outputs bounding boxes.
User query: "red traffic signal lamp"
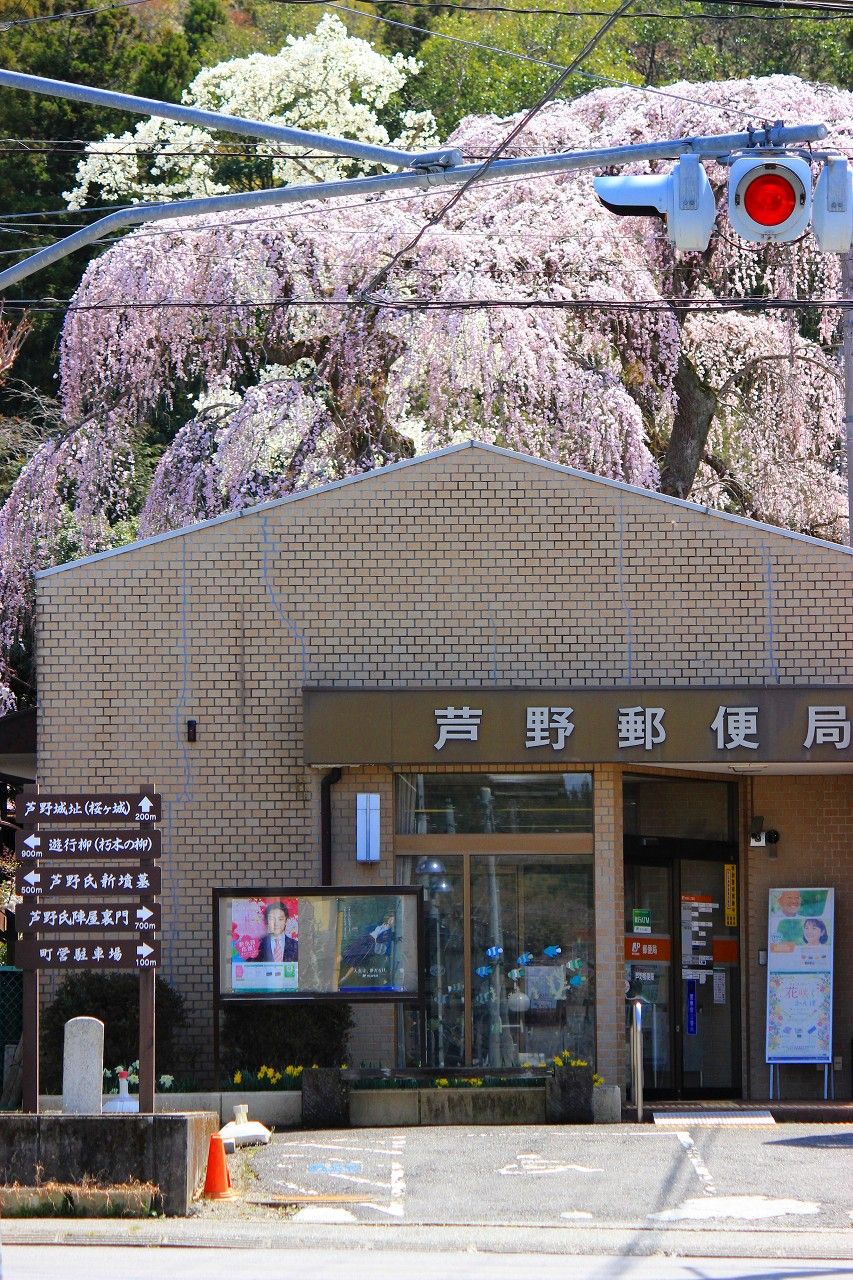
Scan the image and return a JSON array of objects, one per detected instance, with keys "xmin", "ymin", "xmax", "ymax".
[
  {"xmin": 727, "ymin": 157, "xmax": 811, "ymax": 244},
  {"xmin": 593, "ymin": 154, "xmax": 716, "ymax": 252}
]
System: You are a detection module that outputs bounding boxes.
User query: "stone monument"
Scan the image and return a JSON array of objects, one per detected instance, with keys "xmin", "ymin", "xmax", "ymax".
[{"xmin": 62, "ymin": 1016, "xmax": 104, "ymax": 1114}]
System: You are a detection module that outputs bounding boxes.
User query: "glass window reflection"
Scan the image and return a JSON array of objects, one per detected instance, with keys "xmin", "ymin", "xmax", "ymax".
[
  {"xmin": 398, "ymin": 856, "xmax": 465, "ymax": 1068},
  {"xmin": 470, "ymin": 856, "xmax": 595, "ymax": 1068},
  {"xmin": 396, "ymin": 773, "xmax": 593, "ymax": 835}
]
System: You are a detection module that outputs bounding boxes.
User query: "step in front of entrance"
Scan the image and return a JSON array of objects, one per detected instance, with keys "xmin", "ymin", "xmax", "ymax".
[
  {"xmin": 652, "ymin": 1109, "xmax": 775, "ymax": 1126},
  {"xmin": 628, "ymin": 1099, "xmax": 853, "ymax": 1125}
]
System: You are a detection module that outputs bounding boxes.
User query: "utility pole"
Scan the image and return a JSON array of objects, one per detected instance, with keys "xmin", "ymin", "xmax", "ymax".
[{"xmin": 842, "ymin": 252, "xmax": 853, "ymax": 547}]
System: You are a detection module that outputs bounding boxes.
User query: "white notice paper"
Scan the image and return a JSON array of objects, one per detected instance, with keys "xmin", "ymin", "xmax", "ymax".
[{"xmin": 713, "ymin": 969, "xmax": 726, "ymax": 1004}]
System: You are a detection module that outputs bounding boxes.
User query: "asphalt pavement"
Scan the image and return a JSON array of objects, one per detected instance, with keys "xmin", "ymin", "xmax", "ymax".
[
  {"xmin": 244, "ymin": 1122, "xmax": 853, "ymax": 1232},
  {"xmin": 2, "ymin": 1122, "xmax": 851, "ymax": 1277}
]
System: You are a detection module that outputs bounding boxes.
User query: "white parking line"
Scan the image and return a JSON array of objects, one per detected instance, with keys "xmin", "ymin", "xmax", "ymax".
[{"xmin": 676, "ymin": 1130, "xmax": 716, "ymax": 1195}]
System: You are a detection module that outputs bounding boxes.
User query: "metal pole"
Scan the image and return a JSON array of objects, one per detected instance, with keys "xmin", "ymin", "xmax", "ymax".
[
  {"xmin": 0, "ymin": 66, "xmax": 454, "ymax": 170},
  {"xmin": 632, "ymin": 999, "xmax": 644, "ymax": 1122},
  {"xmin": 21, "ymin": 968, "xmax": 38, "ymax": 1113},
  {"xmin": 138, "ymin": 969, "xmax": 155, "ymax": 1113},
  {"xmin": 841, "ymin": 251, "xmax": 853, "ymax": 546},
  {"xmin": 0, "ymin": 121, "xmax": 829, "ymax": 293}
]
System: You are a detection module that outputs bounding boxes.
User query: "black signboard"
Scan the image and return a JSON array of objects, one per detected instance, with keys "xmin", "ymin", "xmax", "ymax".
[
  {"xmin": 18, "ymin": 864, "xmax": 161, "ymax": 898},
  {"xmin": 17, "ymin": 937, "xmax": 160, "ymax": 969},
  {"xmin": 20, "ymin": 790, "xmax": 161, "ymax": 825},
  {"xmin": 19, "ymin": 902, "xmax": 161, "ymax": 934},
  {"xmin": 16, "ymin": 829, "xmax": 161, "ymax": 860}
]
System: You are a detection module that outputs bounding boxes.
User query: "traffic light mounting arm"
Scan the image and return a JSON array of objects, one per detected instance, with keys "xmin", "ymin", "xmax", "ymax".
[{"xmin": 0, "ymin": 67, "xmax": 830, "ymax": 292}]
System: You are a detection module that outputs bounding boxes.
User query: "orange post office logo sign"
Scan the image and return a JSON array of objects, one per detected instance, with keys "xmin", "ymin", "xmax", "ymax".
[{"xmin": 624, "ymin": 935, "xmax": 671, "ymax": 962}]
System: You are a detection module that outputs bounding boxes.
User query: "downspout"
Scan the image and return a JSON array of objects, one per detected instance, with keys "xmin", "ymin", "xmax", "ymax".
[{"xmin": 320, "ymin": 768, "xmax": 342, "ymax": 886}]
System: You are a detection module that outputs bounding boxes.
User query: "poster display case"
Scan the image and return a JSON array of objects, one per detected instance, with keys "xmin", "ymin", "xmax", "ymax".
[
  {"xmin": 765, "ymin": 887, "xmax": 834, "ymax": 1068},
  {"xmin": 214, "ymin": 886, "xmax": 422, "ymax": 1001}
]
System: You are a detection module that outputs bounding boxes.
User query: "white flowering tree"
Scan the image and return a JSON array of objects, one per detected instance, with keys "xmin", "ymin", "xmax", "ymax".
[
  {"xmin": 65, "ymin": 14, "xmax": 438, "ymax": 206},
  {"xmin": 1, "ymin": 74, "xmax": 850, "ymax": 703}
]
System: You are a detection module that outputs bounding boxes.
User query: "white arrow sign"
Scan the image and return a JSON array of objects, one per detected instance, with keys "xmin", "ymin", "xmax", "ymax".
[
  {"xmin": 138, "ymin": 796, "xmax": 154, "ymax": 814},
  {"xmin": 22, "ymin": 870, "xmax": 40, "ymax": 887},
  {"xmin": 23, "ymin": 834, "xmax": 40, "ymax": 850},
  {"xmin": 136, "ymin": 905, "xmax": 154, "ymax": 922},
  {"xmin": 137, "ymin": 942, "xmax": 154, "ymax": 959}
]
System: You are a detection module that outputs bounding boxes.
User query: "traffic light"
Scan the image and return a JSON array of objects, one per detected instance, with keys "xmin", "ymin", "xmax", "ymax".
[
  {"xmin": 727, "ymin": 157, "xmax": 812, "ymax": 244},
  {"xmin": 593, "ymin": 154, "xmax": 716, "ymax": 252},
  {"xmin": 812, "ymin": 157, "xmax": 853, "ymax": 253}
]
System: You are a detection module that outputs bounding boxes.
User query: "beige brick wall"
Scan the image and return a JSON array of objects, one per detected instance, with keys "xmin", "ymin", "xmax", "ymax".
[
  {"xmin": 745, "ymin": 774, "xmax": 852, "ymax": 1099},
  {"xmin": 34, "ymin": 445, "xmax": 853, "ymax": 1088}
]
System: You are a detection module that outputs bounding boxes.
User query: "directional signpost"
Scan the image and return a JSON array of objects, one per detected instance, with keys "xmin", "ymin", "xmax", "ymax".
[
  {"xmin": 19, "ymin": 790, "xmax": 161, "ymax": 825},
  {"xmin": 16, "ymin": 830, "xmax": 161, "ymax": 860},
  {"xmin": 19, "ymin": 903, "xmax": 162, "ymax": 933},
  {"xmin": 18, "ymin": 865, "xmax": 162, "ymax": 897},
  {"xmin": 17, "ymin": 786, "xmax": 161, "ymax": 1113},
  {"xmin": 16, "ymin": 938, "xmax": 161, "ymax": 968}
]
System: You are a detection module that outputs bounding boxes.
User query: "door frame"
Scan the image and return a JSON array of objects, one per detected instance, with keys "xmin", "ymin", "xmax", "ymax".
[{"xmin": 624, "ymin": 835, "xmax": 741, "ymax": 1100}]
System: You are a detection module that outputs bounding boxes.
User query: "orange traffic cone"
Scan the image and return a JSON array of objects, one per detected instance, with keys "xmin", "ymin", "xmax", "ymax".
[{"xmin": 203, "ymin": 1132, "xmax": 238, "ymax": 1200}]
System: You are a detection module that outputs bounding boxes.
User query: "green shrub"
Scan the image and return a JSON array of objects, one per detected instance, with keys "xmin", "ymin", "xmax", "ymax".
[
  {"xmin": 40, "ymin": 972, "xmax": 186, "ymax": 1092},
  {"xmin": 220, "ymin": 1001, "xmax": 352, "ymax": 1075}
]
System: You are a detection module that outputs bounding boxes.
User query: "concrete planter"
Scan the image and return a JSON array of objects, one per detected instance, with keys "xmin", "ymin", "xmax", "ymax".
[
  {"xmin": 219, "ymin": 1090, "xmax": 301, "ymax": 1128},
  {"xmin": 41, "ymin": 1091, "xmax": 303, "ymax": 1127},
  {"xmin": 0, "ymin": 1184, "xmax": 156, "ymax": 1217},
  {"xmin": 301, "ymin": 1068, "xmax": 349, "ymax": 1129},
  {"xmin": 350, "ymin": 1089, "xmax": 420, "ymax": 1127},
  {"xmin": 420, "ymin": 1086, "xmax": 546, "ymax": 1126},
  {"xmin": 0, "ymin": 1187, "xmax": 70, "ymax": 1216},
  {"xmin": 593, "ymin": 1084, "xmax": 622, "ymax": 1124},
  {"xmin": 0, "ymin": 1111, "xmax": 218, "ymax": 1215},
  {"xmin": 546, "ymin": 1066, "xmax": 594, "ymax": 1123}
]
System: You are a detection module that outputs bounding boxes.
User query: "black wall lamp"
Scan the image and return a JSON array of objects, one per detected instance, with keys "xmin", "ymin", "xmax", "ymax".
[
  {"xmin": 187, "ymin": 719, "xmax": 197, "ymax": 743},
  {"xmin": 749, "ymin": 814, "xmax": 780, "ymax": 855}
]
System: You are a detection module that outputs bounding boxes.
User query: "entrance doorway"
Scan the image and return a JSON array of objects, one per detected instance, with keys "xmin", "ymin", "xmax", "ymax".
[{"xmin": 624, "ymin": 841, "xmax": 742, "ymax": 1098}]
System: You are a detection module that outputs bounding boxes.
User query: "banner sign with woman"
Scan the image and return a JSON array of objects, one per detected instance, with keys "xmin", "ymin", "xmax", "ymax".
[{"xmin": 765, "ymin": 887, "xmax": 834, "ymax": 1065}]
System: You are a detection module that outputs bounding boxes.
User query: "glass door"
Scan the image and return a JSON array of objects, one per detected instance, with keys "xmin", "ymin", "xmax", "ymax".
[
  {"xmin": 679, "ymin": 857, "xmax": 741, "ymax": 1096},
  {"xmin": 625, "ymin": 846, "xmax": 741, "ymax": 1099},
  {"xmin": 624, "ymin": 861, "xmax": 674, "ymax": 1095}
]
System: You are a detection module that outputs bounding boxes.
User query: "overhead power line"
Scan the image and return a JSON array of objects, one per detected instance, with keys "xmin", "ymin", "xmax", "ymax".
[
  {"xmin": 273, "ymin": 0, "xmax": 853, "ymax": 15},
  {"xmin": 314, "ymin": 1, "xmax": 761, "ymax": 122},
  {"xmin": 358, "ymin": 0, "xmax": 637, "ymax": 300},
  {"xmin": 1, "ymin": 294, "xmax": 850, "ymax": 313},
  {"xmin": 0, "ymin": 0, "xmax": 154, "ymax": 31}
]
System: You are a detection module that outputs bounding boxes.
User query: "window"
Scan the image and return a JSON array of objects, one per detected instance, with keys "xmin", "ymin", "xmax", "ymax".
[
  {"xmin": 396, "ymin": 772, "xmax": 593, "ymax": 835},
  {"xmin": 397, "ymin": 851, "xmax": 595, "ymax": 1069}
]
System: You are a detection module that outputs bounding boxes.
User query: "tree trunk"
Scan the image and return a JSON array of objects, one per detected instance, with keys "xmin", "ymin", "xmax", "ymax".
[{"xmin": 659, "ymin": 354, "xmax": 718, "ymax": 499}]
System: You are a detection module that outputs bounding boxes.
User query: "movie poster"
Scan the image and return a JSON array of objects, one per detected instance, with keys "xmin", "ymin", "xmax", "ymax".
[
  {"xmin": 230, "ymin": 896, "xmax": 299, "ymax": 993},
  {"xmin": 765, "ymin": 887, "xmax": 834, "ymax": 1064},
  {"xmin": 336, "ymin": 894, "xmax": 401, "ymax": 992}
]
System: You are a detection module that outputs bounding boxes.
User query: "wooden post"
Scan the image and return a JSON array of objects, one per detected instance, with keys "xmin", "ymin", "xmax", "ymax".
[
  {"xmin": 21, "ymin": 968, "xmax": 39, "ymax": 1113},
  {"xmin": 138, "ymin": 969, "xmax": 155, "ymax": 1113}
]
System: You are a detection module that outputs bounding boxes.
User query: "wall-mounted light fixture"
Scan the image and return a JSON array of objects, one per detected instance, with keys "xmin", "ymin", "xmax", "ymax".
[
  {"xmin": 356, "ymin": 793, "xmax": 380, "ymax": 863},
  {"xmin": 749, "ymin": 815, "xmax": 765, "ymax": 847},
  {"xmin": 186, "ymin": 719, "xmax": 197, "ymax": 743},
  {"xmin": 749, "ymin": 815, "xmax": 780, "ymax": 856}
]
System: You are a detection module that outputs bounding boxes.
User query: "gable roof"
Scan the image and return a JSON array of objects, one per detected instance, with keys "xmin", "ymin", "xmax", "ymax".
[{"xmin": 36, "ymin": 439, "xmax": 853, "ymax": 579}]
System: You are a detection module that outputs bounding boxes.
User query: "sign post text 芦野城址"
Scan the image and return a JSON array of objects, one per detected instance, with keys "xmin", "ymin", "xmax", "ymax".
[{"xmin": 17, "ymin": 788, "xmax": 161, "ymax": 1114}]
